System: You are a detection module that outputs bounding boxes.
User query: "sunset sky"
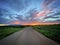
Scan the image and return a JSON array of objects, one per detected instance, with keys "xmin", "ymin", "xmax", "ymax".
[{"xmin": 0, "ymin": 0, "xmax": 60, "ymax": 25}]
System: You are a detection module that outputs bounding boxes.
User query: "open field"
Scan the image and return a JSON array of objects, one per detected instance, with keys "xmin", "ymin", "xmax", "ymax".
[
  {"xmin": 0, "ymin": 26, "xmax": 24, "ymax": 40},
  {"xmin": 0, "ymin": 27, "xmax": 59, "ymax": 45},
  {"xmin": 0, "ymin": 24, "xmax": 60, "ymax": 44},
  {"xmin": 33, "ymin": 24, "xmax": 60, "ymax": 43}
]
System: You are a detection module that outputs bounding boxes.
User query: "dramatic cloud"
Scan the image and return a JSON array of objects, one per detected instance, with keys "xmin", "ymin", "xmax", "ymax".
[{"xmin": 0, "ymin": 0, "xmax": 60, "ymax": 25}]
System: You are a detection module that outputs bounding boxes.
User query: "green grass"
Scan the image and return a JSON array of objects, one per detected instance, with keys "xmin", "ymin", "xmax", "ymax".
[
  {"xmin": 33, "ymin": 24, "xmax": 60, "ymax": 43},
  {"xmin": 0, "ymin": 26, "xmax": 24, "ymax": 40}
]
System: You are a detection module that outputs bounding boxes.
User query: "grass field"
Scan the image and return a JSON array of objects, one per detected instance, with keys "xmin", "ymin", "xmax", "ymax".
[
  {"xmin": 0, "ymin": 26, "xmax": 24, "ymax": 40},
  {"xmin": 33, "ymin": 24, "xmax": 60, "ymax": 43}
]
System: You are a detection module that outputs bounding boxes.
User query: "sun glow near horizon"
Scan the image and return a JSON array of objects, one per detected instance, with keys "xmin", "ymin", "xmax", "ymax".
[{"xmin": 0, "ymin": 0, "xmax": 60, "ymax": 25}]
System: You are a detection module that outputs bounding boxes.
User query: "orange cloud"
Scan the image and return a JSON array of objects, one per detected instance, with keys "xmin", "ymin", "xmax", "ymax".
[
  {"xmin": 21, "ymin": 22, "xmax": 60, "ymax": 26},
  {"xmin": 34, "ymin": 0, "xmax": 54, "ymax": 19},
  {"xmin": 35, "ymin": 9, "xmax": 50, "ymax": 19},
  {"xmin": 11, "ymin": 20, "xmax": 20, "ymax": 24},
  {"xmin": 10, "ymin": 20, "xmax": 60, "ymax": 25}
]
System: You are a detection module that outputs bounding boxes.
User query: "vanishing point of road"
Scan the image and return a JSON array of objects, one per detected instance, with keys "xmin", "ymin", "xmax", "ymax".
[{"xmin": 0, "ymin": 27, "xmax": 60, "ymax": 45}]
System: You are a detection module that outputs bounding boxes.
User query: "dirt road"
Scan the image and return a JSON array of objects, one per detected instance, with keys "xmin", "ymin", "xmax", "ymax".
[{"xmin": 0, "ymin": 27, "xmax": 59, "ymax": 45}]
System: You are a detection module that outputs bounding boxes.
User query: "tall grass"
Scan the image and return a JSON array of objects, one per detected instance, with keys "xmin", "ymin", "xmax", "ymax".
[
  {"xmin": 0, "ymin": 26, "xmax": 24, "ymax": 40},
  {"xmin": 33, "ymin": 24, "xmax": 60, "ymax": 43}
]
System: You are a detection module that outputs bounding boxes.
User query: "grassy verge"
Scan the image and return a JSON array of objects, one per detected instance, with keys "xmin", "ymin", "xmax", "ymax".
[
  {"xmin": 33, "ymin": 24, "xmax": 60, "ymax": 43},
  {"xmin": 0, "ymin": 26, "xmax": 24, "ymax": 40}
]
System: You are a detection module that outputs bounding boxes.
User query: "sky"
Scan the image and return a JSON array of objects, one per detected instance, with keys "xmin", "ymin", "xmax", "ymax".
[{"xmin": 0, "ymin": 0, "xmax": 60, "ymax": 25}]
